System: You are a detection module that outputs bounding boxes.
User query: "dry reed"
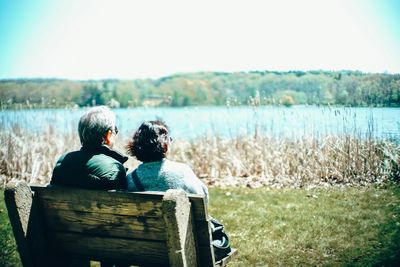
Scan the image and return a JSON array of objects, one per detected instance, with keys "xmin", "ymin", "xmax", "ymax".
[
  {"xmin": 169, "ymin": 135, "xmax": 399, "ymax": 188},
  {"xmin": 0, "ymin": 125, "xmax": 398, "ymax": 188},
  {"xmin": 0, "ymin": 126, "xmax": 79, "ymax": 186}
]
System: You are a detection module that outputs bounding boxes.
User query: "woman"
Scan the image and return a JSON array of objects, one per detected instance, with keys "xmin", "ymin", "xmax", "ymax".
[
  {"xmin": 126, "ymin": 120, "xmax": 208, "ymax": 201},
  {"xmin": 126, "ymin": 120, "xmax": 231, "ymax": 262}
]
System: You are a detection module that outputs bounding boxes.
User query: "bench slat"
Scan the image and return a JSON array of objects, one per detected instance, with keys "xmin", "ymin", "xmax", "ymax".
[
  {"xmin": 50, "ymin": 232, "xmax": 169, "ymax": 265},
  {"xmin": 195, "ymin": 222, "xmax": 216, "ymax": 267},
  {"xmin": 194, "ymin": 220, "xmax": 214, "ymax": 246},
  {"xmin": 33, "ymin": 187, "xmax": 164, "ymax": 217},
  {"xmin": 187, "ymin": 195, "xmax": 209, "ymax": 221},
  {"xmin": 33, "ymin": 186, "xmax": 209, "ymax": 222},
  {"xmin": 41, "ymin": 209, "xmax": 166, "ymax": 241}
]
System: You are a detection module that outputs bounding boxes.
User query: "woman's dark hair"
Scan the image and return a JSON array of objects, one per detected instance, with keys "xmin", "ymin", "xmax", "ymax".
[{"xmin": 127, "ymin": 120, "xmax": 170, "ymax": 162}]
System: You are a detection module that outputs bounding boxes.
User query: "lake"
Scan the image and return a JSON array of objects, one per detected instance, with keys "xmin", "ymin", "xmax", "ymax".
[{"xmin": 1, "ymin": 106, "xmax": 399, "ymax": 141}]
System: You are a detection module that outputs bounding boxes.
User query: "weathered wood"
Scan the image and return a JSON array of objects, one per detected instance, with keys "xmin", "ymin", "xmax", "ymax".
[
  {"xmin": 188, "ymin": 194, "xmax": 209, "ymax": 221},
  {"xmin": 216, "ymin": 249, "xmax": 238, "ymax": 267},
  {"xmin": 6, "ymin": 183, "xmax": 235, "ymax": 267},
  {"xmin": 4, "ymin": 181, "xmax": 76, "ymax": 267},
  {"xmin": 40, "ymin": 208, "xmax": 166, "ymax": 240},
  {"xmin": 49, "ymin": 232, "xmax": 168, "ymax": 266},
  {"xmin": 187, "ymin": 196, "xmax": 215, "ymax": 267},
  {"xmin": 193, "ymin": 220, "xmax": 214, "ymax": 245},
  {"xmin": 32, "ymin": 186, "xmax": 164, "ymax": 217},
  {"xmin": 4, "ymin": 180, "xmax": 36, "ymax": 267},
  {"xmin": 193, "ymin": 221, "xmax": 215, "ymax": 266},
  {"xmin": 162, "ymin": 189, "xmax": 198, "ymax": 267},
  {"xmin": 33, "ymin": 185, "xmax": 209, "ymax": 221}
]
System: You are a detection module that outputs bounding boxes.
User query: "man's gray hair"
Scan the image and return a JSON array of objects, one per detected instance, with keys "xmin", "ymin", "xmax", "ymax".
[{"xmin": 78, "ymin": 106, "xmax": 116, "ymax": 146}]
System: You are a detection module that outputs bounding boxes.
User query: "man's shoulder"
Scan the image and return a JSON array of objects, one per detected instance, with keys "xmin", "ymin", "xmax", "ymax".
[
  {"xmin": 90, "ymin": 152, "xmax": 124, "ymax": 166},
  {"xmin": 52, "ymin": 148, "xmax": 127, "ymax": 189},
  {"xmin": 58, "ymin": 147, "xmax": 124, "ymax": 166},
  {"xmin": 56, "ymin": 150, "xmax": 84, "ymax": 163},
  {"xmin": 87, "ymin": 153, "xmax": 126, "ymax": 179}
]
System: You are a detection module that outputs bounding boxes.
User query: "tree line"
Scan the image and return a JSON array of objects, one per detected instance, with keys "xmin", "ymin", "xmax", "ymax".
[{"xmin": 1, "ymin": 70, "xmax": 399, "ymax": 109}]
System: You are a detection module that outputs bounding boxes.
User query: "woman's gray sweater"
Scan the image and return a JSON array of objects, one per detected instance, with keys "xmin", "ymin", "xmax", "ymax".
[{"xmin": 126, "ymin": 159, "xmax": 209, "ymax": 202}]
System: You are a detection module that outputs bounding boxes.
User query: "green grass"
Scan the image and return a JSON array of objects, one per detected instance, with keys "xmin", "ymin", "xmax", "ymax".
[
  {"xmin": 1, "ymin": 185, "xmax": 400, "ymax": 267},
  {"xmin": 209, "ymin": 185, "xmax": 400, "ymax": 266},
  {"xmin": 0, "ymin": 191, "xmax": 21, "ymax": 267}
]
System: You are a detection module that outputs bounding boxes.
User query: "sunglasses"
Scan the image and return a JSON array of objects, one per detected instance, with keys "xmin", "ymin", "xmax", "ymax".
[{"xmin": 111, "ymin": 126, "xmax": 119, "ymax": 134}]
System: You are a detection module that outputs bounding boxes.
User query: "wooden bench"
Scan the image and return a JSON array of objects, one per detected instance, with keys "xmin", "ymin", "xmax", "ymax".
[{"xmin": 4, "ymin": 180, "xmax": 237, "ymax": 267}]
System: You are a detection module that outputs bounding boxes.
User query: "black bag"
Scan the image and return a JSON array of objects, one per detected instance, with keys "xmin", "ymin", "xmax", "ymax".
[{"xmin": 210, "ymin": 218, "xmax": 232, "ymax": 262}]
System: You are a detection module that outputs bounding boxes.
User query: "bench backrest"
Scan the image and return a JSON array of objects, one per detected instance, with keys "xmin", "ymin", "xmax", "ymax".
[{"xmin": 4, "ymin": 180, "xmax": 215, "ymax": 267}]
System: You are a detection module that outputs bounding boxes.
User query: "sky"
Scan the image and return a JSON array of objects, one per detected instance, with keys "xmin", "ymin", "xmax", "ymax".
[{"xmin": 0, "ymin": 0, "xmax": 399, "ymax": 80}]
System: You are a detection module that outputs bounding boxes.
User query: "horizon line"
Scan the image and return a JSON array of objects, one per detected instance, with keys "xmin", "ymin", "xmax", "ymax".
[{"xmin": 1, "ymin": 69, "xmax": 399, "ymax": 82}]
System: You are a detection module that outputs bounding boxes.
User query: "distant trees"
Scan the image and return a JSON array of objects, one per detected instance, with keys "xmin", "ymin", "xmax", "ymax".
[{"xmin": 1, "ymin": 70, "xmax": 399, "ymax": 109}]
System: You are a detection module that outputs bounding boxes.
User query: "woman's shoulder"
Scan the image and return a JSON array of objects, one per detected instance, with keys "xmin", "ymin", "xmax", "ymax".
[{"xmin": 163, "ymin": 159, "xmax": 193, "ymax": 172}]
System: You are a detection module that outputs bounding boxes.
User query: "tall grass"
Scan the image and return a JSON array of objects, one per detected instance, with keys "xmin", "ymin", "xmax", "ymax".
[
  {"xmin": 0, "ymin": 124, "xmax": 398, "ymax": 188},
  {"xmin": 0, "ymin": 125, "xmax": 79, "ymax": 186},
  {"xmin": 172, "ymin": 134, "xmax": 399, "ymax": 188}
]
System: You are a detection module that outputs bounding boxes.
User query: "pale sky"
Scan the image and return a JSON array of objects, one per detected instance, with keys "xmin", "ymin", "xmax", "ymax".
[{"xmin": 1, "ymin": 0, "xmax": 399, "ymax": 80}]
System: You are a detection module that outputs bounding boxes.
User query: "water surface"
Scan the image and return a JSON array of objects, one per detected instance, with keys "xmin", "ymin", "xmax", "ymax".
[{"xmin": 1, "ymin": 106, "xmax": 399, "ymax": 141}]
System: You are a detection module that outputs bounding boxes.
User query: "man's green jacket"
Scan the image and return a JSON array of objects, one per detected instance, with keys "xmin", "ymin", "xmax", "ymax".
[{"xmin": 51, "ymin": 145, "xmax": 128, "ymax": 190}]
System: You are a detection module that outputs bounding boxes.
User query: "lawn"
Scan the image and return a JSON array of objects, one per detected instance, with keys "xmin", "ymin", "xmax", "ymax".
[
  {"xmin": 0, "ymin": 189, "xmax": 21, "ymax": 267},
  {"xmin": 209, "ymin": 185, "xmax": 400, "ymax": 266},
  {"xmin": 1, "ymin": 185, "xmax": 400, "ymax": 267}
]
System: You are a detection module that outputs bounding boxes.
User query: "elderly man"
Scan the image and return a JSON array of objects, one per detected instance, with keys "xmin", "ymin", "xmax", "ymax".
[{"xmin": 51, "ymin": 106, "xmax": 127, "ymax": 190}]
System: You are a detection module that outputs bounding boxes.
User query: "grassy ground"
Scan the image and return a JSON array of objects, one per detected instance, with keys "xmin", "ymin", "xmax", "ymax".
[
  {"xmin": 0, "ymin": 190, "xmax": 20, "ymax": 267},
  {"xmin": 1, "ymin": 185, "xmax": 400, "ymax": 267},
  {"xmin": 209, "ymin": 185, "xmax": 400, "ymax": 266}
]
